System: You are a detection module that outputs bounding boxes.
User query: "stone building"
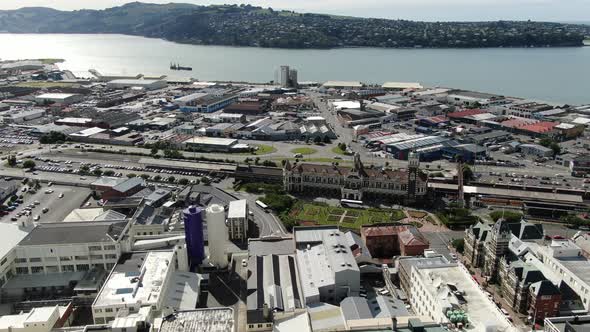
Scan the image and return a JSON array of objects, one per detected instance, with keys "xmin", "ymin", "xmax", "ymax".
[
  {"xmin": 283, "ymin": 152, "xmax": 427, "ymax": 204},
  {"xmin": 463, "ymin": 222, "xmax": 491, "ymax": 268}
]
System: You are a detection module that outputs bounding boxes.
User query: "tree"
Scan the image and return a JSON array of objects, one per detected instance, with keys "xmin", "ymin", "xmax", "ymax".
[
  {"xmin": 6, "ymin": 155, "xmax": 16, "ymax": 167},
  {"xmin": 313, "ymin": 136, "xmax": 322, "ymax": 144},
  {"xmin": 490, "ymin": 210, "xmax": 523, "ymax": 223},
  {"xmin": 462, "ymin": 165, "xmax": 474, "ymax": 184},
  {"xmin": 127, "ymin": 173, "xmax": 137, "ymax": 178},
  {"xmin": 40, "ymin": 131, "xmax": 67, "ymax": 144},
  {"xmin": 103, "ymin": 170, "xmax": 115, "ymax": 176},
  {"xmin": 154, "ymin": 175, "xmax": 162, "ymax": 182},
  {"xmin": 260, "ymin": 193, "xmax": 294, "ymax": 214},
  {"xmin": 167, "ymin": 176, "xmax": 176, "ymax": 183},
  {"xmin": 178, "ymin": 178, "xmax": 189, "ymax": 185},
  {"xmin": 80, "ymin": 165, "xmax": 90, "ymax": 175},
  {"xmin": 201, "ymin": 177, "xmax": 211, "ymax": 185},
  {"xmin": 33, "ymin": 180, "xmax": 41, "ymax": 190},
  {"xmin": 93, "ymin": 169, "xmax": 103, "ymax": 176},
  {"xmin": 451, "ymin": 238, "xmax": 465, "ymax": 254},
  {"xmin": 151, "ymin": 147, "xmax": 159, "ymax": 155},
  {"xmin": 140, "ymin": 174, "xmax": 150, "ymax": 180},
  {"xmin": 323, "ymin": 136, "xmax": 332, "ymax": 144},
  {"xmin": 22, "ymin": 160, "xmax": 36, "ymax": 169},
  {"xmin": 539, "ymin": 137, "xmax": 561, "ymax": 156}
]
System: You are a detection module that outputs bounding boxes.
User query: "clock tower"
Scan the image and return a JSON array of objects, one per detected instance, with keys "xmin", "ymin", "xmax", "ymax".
[{"xmin": 407, "ymin": 151, "xmax": 420, "ymax": 203}]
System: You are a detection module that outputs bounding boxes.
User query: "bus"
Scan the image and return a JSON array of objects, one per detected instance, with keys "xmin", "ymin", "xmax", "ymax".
[
  {"xmin": 255, "ymin": 200, "xmax": 269, "ymax": 211},
  {"xmin": 340, "ymin": 199, "xmax": 363, "ymax": 207}
]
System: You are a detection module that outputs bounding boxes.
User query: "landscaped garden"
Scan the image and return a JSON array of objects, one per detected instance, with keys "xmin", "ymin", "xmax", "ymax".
[{"xmin": 290, "ymin": 202, "xmax": 405, "ymax": 230}]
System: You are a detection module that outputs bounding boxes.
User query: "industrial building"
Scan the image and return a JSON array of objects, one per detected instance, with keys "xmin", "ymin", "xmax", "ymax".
[
  {"xmin": 227, "ymin": 200, "xmax": 248, "ymax": 242},
  {"xmin": 34, "ymin": 93, "xmax": 82, "ymax": 105},
  {"xmin": 293, "ymin": 226, "xmax": 360, "ymax": 305},
  {"xmin": 91, "ymin": 250, "xmax": 196, "ymax": 324},
  {"xmin": 159, "ymin": 309, "xmax": 235, "ymax": 332},
  {"xmin": 1, "ymin": 109, "xmax": 45, "ymax": 124},
  {"xmin": 14, "ymin": 221, "xmax": 127, "ymax": 276},
  {"xmin": 106, "ymin": 79, "xmax": 167, "ymax": 91},
  {"xmin": 176, "ymin": 90, "xmax": 239, "ymax": 113},
  {"xmin": 183, "ymin": 137, "xmax": 247, "ymax": 152}
]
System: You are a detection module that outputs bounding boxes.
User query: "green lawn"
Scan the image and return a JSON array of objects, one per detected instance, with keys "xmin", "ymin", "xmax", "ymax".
[
  {"xmin": 291, "ymin": 147, "xmax": 318, "ymax": 155},
  {"xmin": 331, "ymin": 146, "xmax": 347, "ymax": 155},
  {"xmin": 241, "ymin": 144, "xmax": 277, "ymax": 155},
  {"xmin": 290, "ymin": 202, "xmax": 405, "ymax": 230}
]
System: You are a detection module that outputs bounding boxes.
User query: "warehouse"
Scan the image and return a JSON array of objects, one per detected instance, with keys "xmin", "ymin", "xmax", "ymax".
[
  {"xmin": 183, "ymin": 137, "xmax": 247, "ymax": 152},
  {"xmin": 385, "ymin": 136, "xmax": 450, "ymax": 160},
  {"xmin": 322, "ymin": 81, "xmax": 364, "ymax": 89},
  {"xmin": 2, "ymin": 109, "xmax": 45, "ymax": 124},
  {"xmin": 106, "ymin": 79, "xmax": 167, "ymax": 91},
  {"xmin": 34, "ymin": 93, "xmax": 82, "ymax": 105}
]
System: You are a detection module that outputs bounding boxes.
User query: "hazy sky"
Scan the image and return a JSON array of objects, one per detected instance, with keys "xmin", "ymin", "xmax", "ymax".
[{"xmin": 0, "ymin": 0, "xmax": 589, "ymax": 21}]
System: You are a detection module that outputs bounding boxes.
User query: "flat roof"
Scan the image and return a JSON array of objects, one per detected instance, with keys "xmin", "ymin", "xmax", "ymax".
[
  {"xmin": 428, "ymin": 183, "xmax": 583, "ymax": 203},
  {"xmin": 18, "ymin": 221, "xmax": 127, "ymax": 246},
  {"xmin": 382, "ymin": 82, "xmax": 423, "ymax": 89},
  {"xmin": 323, "ymin": 81, "xmax": 363, "ymax": 88},
  {"xmin": 0, "ymin": 223, "xmax": 31, "ymax": 260},
  {"xmin": 159, "ymin": 309, "xmax": 234, "ymax": 332},
  {"xmin": 183, "ymin": 137, "xmax": 238, "ymax": 146},
  {"xmin": 36, "ymin": 93, "xmax": 77, "ymax": 99},
  {"xmin": 228, "ymin": 199, "xmax": 247, "ymax": 219},
  {"xmin": 417, "ymin": 265, "xmax": 515, "ymax": 332},
  {"xmin": 138, "ymin": 157, "xmax": 237, "ymax": 172},
  {"xmin": 70, "ymin": 127, "xmax": 107, "ymax": 137},
  {"xmin": 94, "ymin": 251, "xmax": 174, "ymax": 307},
  {"xmin": 108, "ymin": 79, "xmax": 164, "ymax": 85}
]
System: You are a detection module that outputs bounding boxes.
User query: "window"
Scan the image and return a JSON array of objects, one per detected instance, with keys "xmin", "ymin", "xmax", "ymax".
[
  {"xmin": 15, "ymin": 267, "xmax": 28, "ymax": 274},
  {"xmin": 75, "ymin": 256, "xmax": 89, "ymax": 260},
  {"xmin": 88, "ymin": 245, "xmax": 102, "ymax": 251},
  {"xmin": 31, "ymin": 266, "xmax": 44, "ymax": 274},
  {"xmin": 104, "ymin": 245, "xmax": 116, "ymax": 250},
  {"xmin": 105, "ymin": 308, "xmax": 114, "ymax": 313},
  {"xmin": 15, "ymin": 258, "xmax": 26, "ymax": 263},
  {"xmin": 76, "ymin": 264, "xmax": 90, "ymax": 271},
  {"xmin": 94, "ymin": 318, "xmax": 105, "ymax": 324},
  {"xmin": 0, "ymin": 258, "xmax": 7, "ymax": 266},
  {"xmin": 104, "ymin": 254, "xmax": 117, "ymax": 260},
  {"xmin": 60, "ymin": 256, "xmax": 71, "ymax": 261},
  {"xmin": 29, "ymin": 257, "xmax": 42, "ymax": 263},
  {"xmin": 44, "ymin": 257, "xmax": 57, "ymax": 262},
  {"xmin": 90, "ymin": 255, "xmax": 103, "ymax": 260},
  {"xmin": 62, "ymin": 265, "xmax": 74, "ymax": 272}
]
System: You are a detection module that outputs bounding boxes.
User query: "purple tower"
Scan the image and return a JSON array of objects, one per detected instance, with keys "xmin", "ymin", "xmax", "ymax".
[{"xmin": 183, "ymin": 206, "xmax": 205, "ymax": 270}]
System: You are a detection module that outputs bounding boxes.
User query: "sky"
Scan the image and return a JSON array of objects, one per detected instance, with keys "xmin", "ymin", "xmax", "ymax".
[{"xmin": 0, "ymin": 0, "xmax": 589, "ymax": 22}]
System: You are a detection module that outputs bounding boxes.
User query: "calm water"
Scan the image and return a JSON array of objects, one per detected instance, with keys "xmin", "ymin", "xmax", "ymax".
[{"xmin": 1, "ymin": 33, "xmax": 589, "ymax": 104}]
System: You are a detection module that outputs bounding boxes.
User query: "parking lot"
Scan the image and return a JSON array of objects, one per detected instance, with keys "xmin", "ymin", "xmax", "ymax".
[{"xmin": 0, "ymin": 183, "xmax": 92, "ymax": 224}]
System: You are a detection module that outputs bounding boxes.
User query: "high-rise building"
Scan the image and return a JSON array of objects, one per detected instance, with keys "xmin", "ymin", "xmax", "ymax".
[
  {"xmin": 279, "ymin": 65, "xmax": 290, "ymax": 88},
  {"xmin": 183, "ymin": 206, "xmax": 205, "ymax": 269},
  {"xmin": 277, "ymin": 65, "xmax": 298, "ymax": 88},
  {"xmin": 227, "ymin": 199, "xmax": 248, "ymax": 242}
]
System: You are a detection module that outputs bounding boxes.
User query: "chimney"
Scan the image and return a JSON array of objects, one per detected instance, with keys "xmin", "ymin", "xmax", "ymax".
[{"xmin": 263, "ymin": 303, "xmax": 270, "ymax": 321}]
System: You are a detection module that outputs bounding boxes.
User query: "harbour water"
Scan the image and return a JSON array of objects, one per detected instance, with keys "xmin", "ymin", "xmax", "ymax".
[{"xmin": 0, "ymin": 33, "xmax": 589, "ymax": 104}]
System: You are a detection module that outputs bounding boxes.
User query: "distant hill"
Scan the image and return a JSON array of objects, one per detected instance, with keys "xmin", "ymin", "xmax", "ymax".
[{"xmin": 1, "ymin": 2, "xmax": 589, "ymax": 49}]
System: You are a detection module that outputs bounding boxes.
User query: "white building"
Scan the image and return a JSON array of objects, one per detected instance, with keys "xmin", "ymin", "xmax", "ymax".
[
  {"xmin": 35, "ymin": 93, "xmax": 82, "ymax": 105},
  {"xmin": 294, "ymin": 226, "xmax": 360, "ymax": 305},
  {"xmin": 92, "ymin": 251, "xmax": 176, "ymax": 324},
  {"xmin": 14, "ymin": 221, "xmax": 128, "ymax": 276},
  {"xmin": 2, "ymin": 109, "xmax": 45, "ymax": 124},
  {"xmin": 410, "ymin": 264, "xmax": 516, "ymax": 332},
  {"xmin": 106, "ymin": 79, "xmax": 167, "ymax": 91},
  {"xmin": 539, "ymin": 240, "xmax": 590, "ymax": 311},
  {"xmin": 227, "ymin": 200, "xmax": 248, "ymax": 242},
  {"xmin": 0, "ymin": 305, "xmax": 62, "ymax": 332},
  {"xmin": 0, "ymin": 222, "xmax": 34, "ymax": 288}
]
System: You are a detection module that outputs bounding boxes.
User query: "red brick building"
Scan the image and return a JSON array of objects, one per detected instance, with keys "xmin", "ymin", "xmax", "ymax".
[
  {"xmin": 360, "ymin": 224, "xmax": 429, "ymax": 258},
  {"xmin": 91, "ymin": 176, "xmax": 146, "ymax": 200},
  {"xmin": 528, "ymin": 280, "xmax": 561, "ymax": 324}
]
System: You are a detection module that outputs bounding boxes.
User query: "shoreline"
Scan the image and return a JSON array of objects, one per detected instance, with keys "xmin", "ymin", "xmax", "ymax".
[{"xmin": 0, "ymin": 32, "xmax": 584, "ymax": 51}]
